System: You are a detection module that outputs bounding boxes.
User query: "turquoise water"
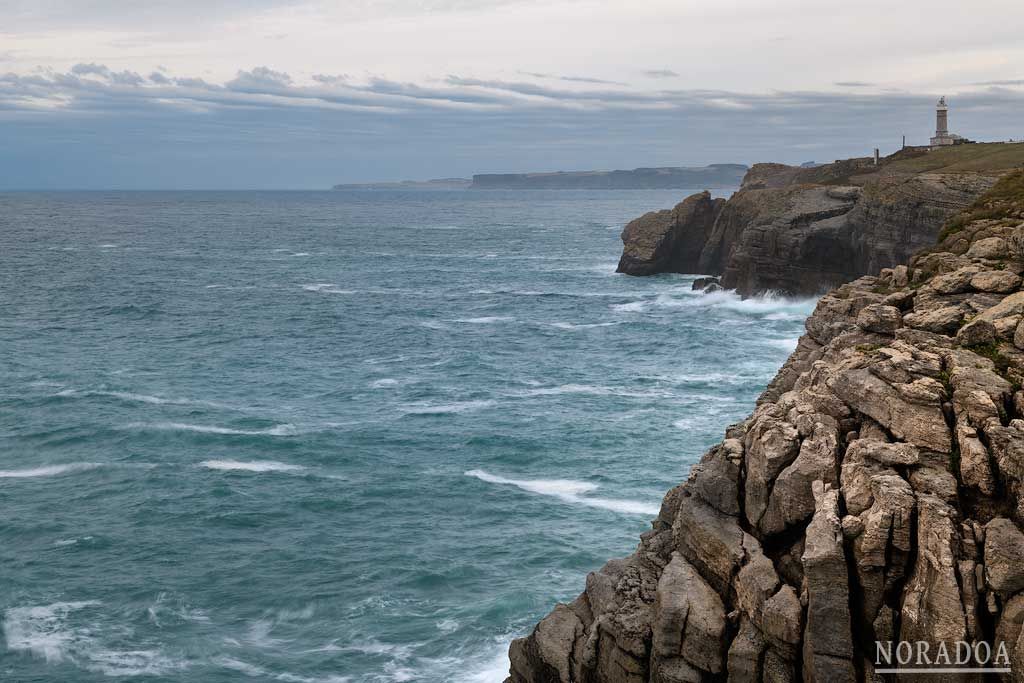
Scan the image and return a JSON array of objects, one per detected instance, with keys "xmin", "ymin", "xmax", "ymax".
[{"xmin": 0, "ymin": 190, "xmax": 814, "ymax": 682}]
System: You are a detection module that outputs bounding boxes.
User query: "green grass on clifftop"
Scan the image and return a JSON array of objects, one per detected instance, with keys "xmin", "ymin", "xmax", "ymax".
[
  {"xmin": 938, "ymin": 168, "xmax": 1024, "ymax": 241},
  {"xmin": 885, "ymin": 142, "xmax": 1024, "ymax": 175}
]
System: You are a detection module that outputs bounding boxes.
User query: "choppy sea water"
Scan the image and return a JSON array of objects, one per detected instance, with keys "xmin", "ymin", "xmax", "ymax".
[{"xmin": 0, "ymin": 190, "xmax": 815, "ymax": 682}]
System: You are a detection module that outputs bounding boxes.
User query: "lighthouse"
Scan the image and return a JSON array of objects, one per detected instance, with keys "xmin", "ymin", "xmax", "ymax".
[
  {"xmin": 930, "ymin": 96, "xmax": 962, "ymax": 147},
  {"xmin": 935, "ymin": 97, "xmax": 948, "ymax": 138}
]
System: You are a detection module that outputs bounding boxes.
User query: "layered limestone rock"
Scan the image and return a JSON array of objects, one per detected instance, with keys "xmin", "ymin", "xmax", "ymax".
[
  {"xmin": 616, "ymin": 191, "xmax": 725, "ymax": 275},
  {"xmin": 616, "ymin": 148, "xmax": 1021, "ymax": 295},
  {"xmin": 509, "ymin": 171, "xmax": 1024, "ymax": 682}
]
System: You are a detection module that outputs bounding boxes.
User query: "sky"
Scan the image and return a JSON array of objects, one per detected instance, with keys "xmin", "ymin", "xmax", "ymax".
[{"xmin": 1, "ymin": 0, "xmax": 1023, "ymax": 189}]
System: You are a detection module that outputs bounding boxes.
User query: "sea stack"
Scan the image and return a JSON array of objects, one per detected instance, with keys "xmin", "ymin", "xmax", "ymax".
[{"xmin": 616, "ymin": 191, "xmax": 725, "ymax": 276}]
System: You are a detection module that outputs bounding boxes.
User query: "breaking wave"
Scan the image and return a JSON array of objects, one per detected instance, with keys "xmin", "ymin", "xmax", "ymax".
[
  {"xmin": 465, "ymin": 469, "xmax": 659, "ymax": 516},
  {"xmin": 0, "ymin": 463, "xmax": 104, "ymax": 479},
  {"xmin": 199, "ymin": 460, "xmax": 306, "ymax": 473}
]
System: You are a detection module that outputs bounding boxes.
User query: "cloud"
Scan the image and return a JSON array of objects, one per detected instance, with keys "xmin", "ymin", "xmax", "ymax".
[
  {"xmin": 521, "ymin": 71, "xmax": 627, "ymax": 86},
  {"xmin": 644, "ymin": 70, "xmax": 679, "ymax": 78},
  {"xmin": 834, "ymin": 81, "xmax": 875, "ymax": 87},
  {"xmin": 226, "ymin": 66, "xmax": 292, "ymax": 91},
  {"xmin": 974, "ymin": 79, "xmax": 1024, "ymax": 86},
  {"xmin": 2, "ymin": 62, "xmax": 1023, "ymax": 189}
]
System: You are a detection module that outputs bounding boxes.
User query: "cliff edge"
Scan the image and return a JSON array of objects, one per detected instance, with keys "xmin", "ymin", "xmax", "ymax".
[
  {"xmin": 510, "ymin": 171, "xmax": 1024, "ymax": 682},
  {"xmin": 617, "ymin": 143, "xmax": 1024, "ymax": 296}
]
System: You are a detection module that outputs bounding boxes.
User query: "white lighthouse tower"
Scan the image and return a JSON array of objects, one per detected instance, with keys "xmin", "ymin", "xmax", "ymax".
[{"xmin": 930, "ymin": 96, "xmax": 961, "ymax": 147}]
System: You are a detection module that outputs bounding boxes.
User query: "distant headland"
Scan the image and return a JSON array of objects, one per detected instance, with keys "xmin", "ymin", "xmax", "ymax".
[{"xmin": 331, "ymin": 164, "xmax": 748, "ymax": 191}]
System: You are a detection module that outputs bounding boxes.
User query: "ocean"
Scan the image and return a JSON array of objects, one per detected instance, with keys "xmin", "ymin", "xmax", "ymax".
[{"xmin": 0, "ymin": 190, "xmax": 815, "ymax": 682}]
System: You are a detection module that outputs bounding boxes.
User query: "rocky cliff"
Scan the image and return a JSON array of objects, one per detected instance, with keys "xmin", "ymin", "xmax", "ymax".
[
  {"xmin": 509, "ymin": 171, "xmax": 1024, "ymax": 681},
  {"xmin": 617, "ymin": 144, "xmax": 1024, "ymax": 296},
  {"xmin": 616, "ymin": 192, "xmax": 725, "ymax": 275}
]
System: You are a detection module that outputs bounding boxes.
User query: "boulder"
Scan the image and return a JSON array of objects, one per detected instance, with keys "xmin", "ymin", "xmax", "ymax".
[
  {"xmin": 956, "ymin": 318, "xmax": 998, "ymax": 347},
  {"xmin": 856, "ymin": 304, "xmax": 903, "ymax": 335},
  {"xmin": 970, "ymin": 270, "xmax": 1021, "ymax": 293},
  {"xmin": 903, "ymin": 304, "xmax": 965, "ymax": 335},
  {"xmin": 966, "ymin": 236, "xmax": 1009, "ymax": 259}
]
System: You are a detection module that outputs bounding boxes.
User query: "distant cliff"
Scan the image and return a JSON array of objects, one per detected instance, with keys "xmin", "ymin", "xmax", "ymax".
[
  {"xmin": 510, "ymin": 169, "xmax": 1024, "ymax": 683},
  {"xmin": 617, "ymin": 143, "xmax": 1024, "ymax": 296},
  {"xmin": 470, "ymin": 165, "xmax": 748, "ymax": 190}
]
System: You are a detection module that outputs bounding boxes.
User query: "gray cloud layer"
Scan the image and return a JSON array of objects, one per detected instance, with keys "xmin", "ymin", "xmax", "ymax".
[{"xmin": 1, "ymin": 64, "xmax": 1022, "ymax": 189}]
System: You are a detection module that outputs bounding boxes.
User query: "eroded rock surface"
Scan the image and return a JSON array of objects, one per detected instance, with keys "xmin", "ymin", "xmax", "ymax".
[
  {"xmin": 616, "ymin": 191, "xmax": 725, "ymax": 275},
  {"xmin": 617, "ymin": 150, "xmax": 1015, "ymax": 295},
  {"xmin": 509, "ymin": 171, "xmax": 1024, "ymax": 681}
]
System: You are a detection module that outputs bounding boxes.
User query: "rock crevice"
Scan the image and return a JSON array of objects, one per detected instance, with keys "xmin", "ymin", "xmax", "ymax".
[{"xmin": 510, "ymin": 170, "xmax": 1024, "ymax": 681}]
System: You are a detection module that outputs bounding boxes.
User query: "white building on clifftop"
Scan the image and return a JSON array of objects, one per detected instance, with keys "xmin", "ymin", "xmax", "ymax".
[{"xmin": 930, "ymin": 96, "xmax": 966, "ymax": 147}]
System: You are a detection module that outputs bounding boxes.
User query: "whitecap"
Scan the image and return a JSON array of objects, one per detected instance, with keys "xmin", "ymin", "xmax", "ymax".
[
  {"xmin": 301, "ymin": 283, "xmax": 355, "ymax": 294},
  {"xmin": 458, "ymin": 645, "xmax": 513, "ymax": 683},
  {"xmin": 291, "ymin": 252, "xmax": 310, "ymax": 257},
  {"xmin": 87, "ymin": 649, "xmax": 188, "ymax": 677},
  {"xmin": 688, "ymin": 288, "xmax": 818, "ymax": 316},
  {"xmin": 2, "ymin": 600, "xmax": 100, "ymax": 662},
  {"xmin": 56, "ymin": 388, "xmax": 231, "ymax": 409},
  {"xmin": 764, "ymin": 337, "xmax": 802, "ymax": 352},
  {"xmin": 98, "ymin": 243, "xmax": 119, "ymax": 248},
  {"xmin": 200, "ymin": 460, "xmax": 305, "ymax": 473},
  {"xmin": 54, "ymin": 536, "xmax": 93, "ymax": 547},
  {"xmin": 4, "ymin": 600, "xmax": 187, "ymax": 676},
  {"xmin": 453, "ymin": 316, "xmax": 515, "ymax": 324},
  {"xmin": 402, "ymin": 400, "xmax": 495, "ymax": 415},
  {"xmin": 0, "ymin": 463, "xmax": 103, "ymax": 479},
  {"xmin": 548, "ymin": 321, "xmax": 620, "ymax": 330},
  {"xmin": 465, "ymin": 469, "xmax": 658, "ymax": 516},
  {"xmin": 520, "ymin": 384, "xmax": 670, "ymax": 399},
  {"xmin": 610, "ymin": 301, "xmax": 646, "ymax": 313},
  {"xmin": 129, "ymin": 422, "xmax": 298, "ymax": 436},
  {"xmin": 436, "ymin": 618, "xmax": 459, "ymax": 634},
  {"xmin": 370, "ymin": 378, "xmax": 399, "ymax": 388},
  {"xmin": 215, "ymin": 656, "xmax": 351, "ymax": 682}
]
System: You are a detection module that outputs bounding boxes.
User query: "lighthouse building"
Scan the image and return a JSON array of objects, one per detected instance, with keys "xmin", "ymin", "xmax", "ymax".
[{"xmin": 930, "ymin": 96, "xmax": 966, "ymax": 147}]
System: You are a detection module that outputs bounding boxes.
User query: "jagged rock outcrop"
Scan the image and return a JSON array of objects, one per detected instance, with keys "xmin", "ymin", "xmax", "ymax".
[
  {"xmin": 616, "ymin": 191, "xmax": 725, "ymax": 275},
  {"xmin": 509, "ymin": 171, "xmax": 1024, "ymax": 681},
  {"xmin": 617, "ymin": 145, "xmax": 1024, "ymax": 295}
]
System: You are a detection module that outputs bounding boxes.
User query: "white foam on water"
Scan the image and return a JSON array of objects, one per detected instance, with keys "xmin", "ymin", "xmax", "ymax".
[
  {"xmin": 291, "ymin": 252, "xmax": 310, "ymax": 257},
  {"xmin": 87, "ymin": 649, "xmax": 188, "ymax": 677},
  {"xmin": 130, "ymin": 421, "xmax": 299, "ymax": 436},
  {"xmin": 466, "ymin": 470, "xmax": 658, "ymax": 516},
  {"xmin": 215, "ymin": 656, "xmax": 351, "ymax": 683},
  {"xmin": 520, "ymin": 384, "xmax": 670, "ymax": 399},
  {"xmin": 764, "ymin": 337, "xmax": 802, "ymax": 352},
  {"xmin": 456, "ymin": 640, "xmax": 513, "ymax": 683},
  {"xmin": 0, "ymin": 463, "xmax": 103, "ymax": 479},
  {"xmin": 200, "ymin": 460, "xmax": 305, "ymax": 473},
  {"xmin": 3, "ymin": 601, "xmax": 100, "ymax": 662},
  {"xmin": 54, "ymin": 536, "xmax": 93, "ymax": 547},
  {"xmin": 453, "ymin": 316, "xmax": 515, "ymax": 324},
  {"xmin": 764, "ymin": 311, "xmax": 806, "ymax": 321},
  {"xmin": 548, "ymin": 321, "xmax": 620, "ymax": 330},
  {"xmin": 301, "ymin": 283, "xmax": 355, "ymax": 294},
  {"xmin": 688, "ymin": 288, "xmax": 818, "ymax": 316},
  {"xmin": 402, "ymin": 400, "xmax": 495, "ymax": 415},
  {"xmin": 3, "ymin": 600, "xmax": 188, "ymax": 676},
  {"xmin": 98, "ymin": 243, "xmax": 119, "ymax": 248},
  {"xmin": 610, "ymin": 300, "xmax": 647, "ymax": 313},
  {"xmin": 370, "ymin": 378, "xmax": 400, "ymax": 388},
  {"xmin": 436, "ymin": 618, "xmax": 459, "ymax": 634}
]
